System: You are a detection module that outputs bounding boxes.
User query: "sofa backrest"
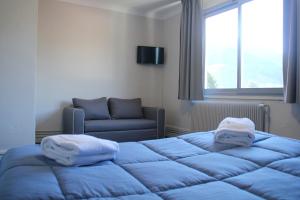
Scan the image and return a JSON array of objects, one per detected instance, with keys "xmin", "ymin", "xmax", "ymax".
[
  {"xmin": 72, "ymin": 97, "xmax": 111, "ymax": 120},
  {"xmin": 72, "ymin": 97, "xmax": 144, "ymax": 120},
  {"xmin": 108, "ymin": 98, "xmax": 143, "ymax": 119}
]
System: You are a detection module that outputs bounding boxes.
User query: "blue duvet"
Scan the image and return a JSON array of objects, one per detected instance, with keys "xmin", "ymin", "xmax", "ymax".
[{"xmin": 1, "ymin": 131, "xmax": 300, "ymax": 200}]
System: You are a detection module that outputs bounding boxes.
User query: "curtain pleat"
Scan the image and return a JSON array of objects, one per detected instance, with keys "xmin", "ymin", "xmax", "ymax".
[
  {"xmin": 283, "ymin": 0, "xmax": 300, "ymax": 104},
  {"xmin": 178, "ymin": 0, "xmax": 204, "ymax": 100}
]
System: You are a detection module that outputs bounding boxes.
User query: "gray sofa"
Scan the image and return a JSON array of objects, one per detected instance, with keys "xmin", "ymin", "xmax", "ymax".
[{"xmin": 63, "ymin": 98, "xmax": 165, "ymax": 142}]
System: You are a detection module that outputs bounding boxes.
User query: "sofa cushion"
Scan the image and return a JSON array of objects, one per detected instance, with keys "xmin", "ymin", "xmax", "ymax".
[
  {"xmin": 72, "ymin": 97, "xmax": 110, "ymax": 120},
  {"xmin": 108, "ymin": 98, "xmax": 143, "ymax": 119},
  {"xmin": 85, "ymin": 119, "xmax": 157, "ymax": 132}
]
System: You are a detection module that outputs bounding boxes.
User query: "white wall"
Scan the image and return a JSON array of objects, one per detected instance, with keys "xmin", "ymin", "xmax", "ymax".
[
  {"xmin": 0, "ymin": 0, "xmax": 38, "ymax": 151},
  {"xmin": 37, "ymin": 0, "xmax": 164, "ymax": 132},
  {"xmin": 162, "ymin": 15, "xmax": 300, "ymax": 140}
]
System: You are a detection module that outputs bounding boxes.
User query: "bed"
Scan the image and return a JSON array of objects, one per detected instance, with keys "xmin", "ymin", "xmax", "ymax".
[{"xmin": 1, "ymin": 131, "xmax": 300, "ymax": 200}]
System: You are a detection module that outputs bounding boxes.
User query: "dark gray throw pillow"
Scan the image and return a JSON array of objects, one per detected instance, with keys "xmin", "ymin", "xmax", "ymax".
[
  {"xmin": 109, "ymin": 98, "xmax": 143, "ymax": 119},
  {"xmin": 72, "ymin": 97, "xmax": 110, "ymax": 120}
]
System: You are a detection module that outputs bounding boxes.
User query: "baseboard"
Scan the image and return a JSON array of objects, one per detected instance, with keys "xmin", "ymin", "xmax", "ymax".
[
  {"xmin": 165, "ymin": 125, "xmax": 191, "ymax": 137},
  {"xmin": 35, "ymin": 131, "xmax": 63, "ymax": 144},
  {"xmin": 36, "ymin": 130, "xmax": 62, "ymax": 134}
]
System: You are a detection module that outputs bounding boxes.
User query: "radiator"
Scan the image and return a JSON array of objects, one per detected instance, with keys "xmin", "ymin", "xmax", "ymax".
[
  {"xmin": 191, "ymin": 102, "xmax": 270, "ymax": 132},
  {"xmin": 165, "ymin": 126, "xmax": 191, "ymax": 137}
]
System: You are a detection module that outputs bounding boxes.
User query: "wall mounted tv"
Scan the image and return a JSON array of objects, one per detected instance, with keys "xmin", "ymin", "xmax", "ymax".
[{"xmin": 137, "ymin": 46, "xmax": 164, "ymax": 65}]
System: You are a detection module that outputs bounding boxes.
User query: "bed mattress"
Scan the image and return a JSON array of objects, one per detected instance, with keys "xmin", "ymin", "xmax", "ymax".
[{"xmin": 0, "ymin": 131, "xmax": 300, "ymax": 200}]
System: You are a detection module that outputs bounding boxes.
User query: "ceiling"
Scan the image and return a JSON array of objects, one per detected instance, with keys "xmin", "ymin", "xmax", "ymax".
[{"xmin": 59, "ymin": 0, "xmax": 181, "ymax": 19}]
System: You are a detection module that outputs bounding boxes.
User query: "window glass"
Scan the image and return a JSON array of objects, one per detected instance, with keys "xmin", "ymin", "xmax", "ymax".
[
  {"xmin": 241, "ymin": 0, "xmax": 283, "ymax": 88},
  {"xmin": 205, "ymin": 8, "xmax": 238, "ymax": 89},
  {"xmin": 204, "ymin": 0, "xmax": 283, "ymax": 94}
]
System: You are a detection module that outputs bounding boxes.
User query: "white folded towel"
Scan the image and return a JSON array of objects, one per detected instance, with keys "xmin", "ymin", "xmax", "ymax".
[
  {"xmin": 214, "ymin": 117, "xmax": 255, "ymax": 147},
  {"xmin": 41, "ymin": 134, "xmax": 119, "ymax": 166},
  {"xmin": 43, "ymin": 150, "xmax": 116, "ymax": 166}
]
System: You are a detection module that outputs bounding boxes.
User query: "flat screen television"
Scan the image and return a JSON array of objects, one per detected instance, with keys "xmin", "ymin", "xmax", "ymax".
[{"xmin": 137, "ymin": 46, "xmax": 164, "ymax": 65}]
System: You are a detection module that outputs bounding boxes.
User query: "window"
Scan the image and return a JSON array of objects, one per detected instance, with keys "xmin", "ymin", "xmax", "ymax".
[{"xmin": 204, "ymin": 0, "xmax": 283, "ymax": 95}]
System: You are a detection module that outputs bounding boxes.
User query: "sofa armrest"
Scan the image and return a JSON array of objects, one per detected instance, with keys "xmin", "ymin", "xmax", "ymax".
[
  {"xmin": 63, "ymin": 106, "xmax": 85, "ymax": 134},
  {"xmin": 143, "ymin": 107, "xmax": 165, "ymax": 138}
]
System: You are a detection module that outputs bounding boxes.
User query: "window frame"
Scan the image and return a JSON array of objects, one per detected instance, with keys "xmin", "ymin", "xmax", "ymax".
[{"xmin": 203, "ymin": 0, "xmax": 283, "ymax": 97}]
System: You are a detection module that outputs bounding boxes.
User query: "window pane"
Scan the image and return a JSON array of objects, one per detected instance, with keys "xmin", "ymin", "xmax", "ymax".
[
  {"xmin": 205, "ymin": 9, "xmax": 238, "ymax": 89},
  {"xmin": 241, "ymin": 0, "xmax": 283, "ymax": 88}
]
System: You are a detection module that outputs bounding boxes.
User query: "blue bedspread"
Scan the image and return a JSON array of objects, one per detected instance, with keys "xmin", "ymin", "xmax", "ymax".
[{"xmin": 1, "ymin": 131, "xmax": 300, "ymax": 200}]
